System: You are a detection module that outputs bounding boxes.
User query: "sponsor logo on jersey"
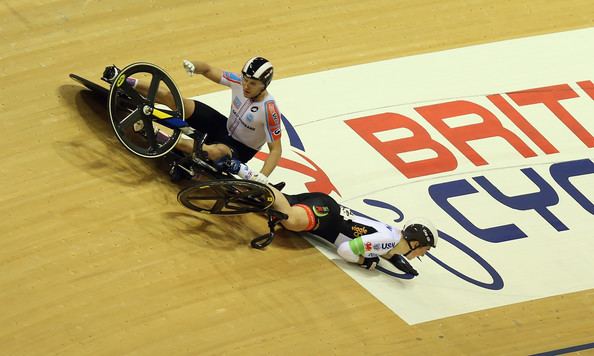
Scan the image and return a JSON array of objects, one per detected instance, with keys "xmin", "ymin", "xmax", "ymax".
[
  {"xmin": 373, "ymin": 242, "xmax": 396, "ymax": 250},
  {"xmin": 352, "ymin": 225, "xmax": 368, "ymax": 237},
  {"xmin": 266, "ymin": 101, "xmax": 282, "ymax": 140},
  {"xmin": 233, "ymin": 97, "xmax": 241, "ymax": 108},
  {"xmin": 238, "ymin": 118, "xmax": 256, "ymax": 131},
  {"xmin": 313, "ymin": 205, "xmax": 329, "ymax": 217},
  {"xmin": 364, "ymin": 242, "xmax": 373, "ymax": 252},
  {"xmin": 340, "ymin": 206, "xmax": 353, "ymax": 218},
  {"xmin": 251, "ymin": 106, "xmax": 258, "ymax": 112}
]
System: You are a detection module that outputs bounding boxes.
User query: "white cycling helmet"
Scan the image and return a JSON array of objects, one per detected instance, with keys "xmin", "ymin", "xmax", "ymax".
[{"xmin": 242, "ymin": 56, "xmax": 274, "ymax": 88}]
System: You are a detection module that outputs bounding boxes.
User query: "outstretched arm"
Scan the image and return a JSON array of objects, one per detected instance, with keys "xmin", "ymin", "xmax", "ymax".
[
  {"xmin": 336, "ymin": 239, "xmax": 415, "ymax": 272},
  {"xmin": 385, "ymin": 254, "xmax": 418, "ymax": 275},
  {"xmin": 183, "ymin": 60, "xmax": 223, "ymax": 84}
]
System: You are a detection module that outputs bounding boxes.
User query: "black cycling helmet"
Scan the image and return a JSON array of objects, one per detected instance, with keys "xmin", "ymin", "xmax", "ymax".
[
  {"xmin": 402, "ymin": 217, "xmax": 438, "ymax": 255},
  {"xmin": 241, "ymin": 56, "xmax": 274, "ymax": 88}
]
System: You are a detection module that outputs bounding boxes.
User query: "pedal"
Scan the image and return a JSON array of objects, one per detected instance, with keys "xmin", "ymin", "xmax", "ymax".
[
  {"xmin": 133, "ymin": 120, "xmax": 145, "ymax": 133},
  {"xmin": 101, "ymin": 65, "xmax": 120, "ymax": 84}
]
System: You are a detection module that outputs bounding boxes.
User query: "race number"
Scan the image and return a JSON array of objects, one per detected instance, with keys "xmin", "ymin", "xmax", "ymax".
[{"xmin": 339, "ymin": 205, "xmax": 353, "ymax": 219}]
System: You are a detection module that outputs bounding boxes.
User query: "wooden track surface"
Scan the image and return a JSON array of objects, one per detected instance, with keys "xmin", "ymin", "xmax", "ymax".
[{"xmin": 1, "ymin": 1, "xmax": 593, "ymax": 354}]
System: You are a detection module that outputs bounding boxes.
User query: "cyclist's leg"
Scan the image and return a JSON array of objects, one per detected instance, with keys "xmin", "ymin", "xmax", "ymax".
[
  {"xmin": 222, "ymin": 136, "xmax": 258, "ymax": 163},
  {"xmin": 181, "ymin": 100, "xmax": 236, "ymax": 160},
  {"xmin": 125, "ymin": 78, "xmax": 190, "ymax": 115},
  {"xmin": 121, "ymin": 78, "xmax": 196, "ymax": 144},
  {"xmin": 175, "ymin": 137, "xmax": 233, "ymax": 161},
  {"xmin": 279, "ymin": 192, "xmax": 342, "ymax": 243},
  {"xmin": 268, "ymin": 186, "xmax": 311, "ymax": 231},
  {"xmin": 183, "ymin": 97, "xmax": 195, "ymax": 119}
]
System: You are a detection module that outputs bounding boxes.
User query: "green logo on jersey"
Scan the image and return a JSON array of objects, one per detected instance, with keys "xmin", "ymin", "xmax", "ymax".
[{"xmin": 313, "ymin": 205, "xmax": 329, "ymax": 217}]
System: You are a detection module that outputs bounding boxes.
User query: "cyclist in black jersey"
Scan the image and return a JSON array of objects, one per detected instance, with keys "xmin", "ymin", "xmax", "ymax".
[{"xmin": 270, "ymin": 187, "xmax": 438, "ymax": 276}]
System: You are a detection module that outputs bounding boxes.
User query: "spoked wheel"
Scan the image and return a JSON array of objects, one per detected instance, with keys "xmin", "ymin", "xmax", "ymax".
[
  {"xmin": 108, "ymin": 62, "xmax": 184, "ymax": 158},
  {"xmin": 177, "ymin": 179, "xmax": 275, "ymax": 215}
]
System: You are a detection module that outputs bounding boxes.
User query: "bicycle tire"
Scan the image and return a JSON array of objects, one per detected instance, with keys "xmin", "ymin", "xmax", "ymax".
[
  {"xmin": 108, "ymin": 62, "xmax": 184, "ymax": 159},
  {"xmin": 177, "ymin": 179, "xmax": 275, "ymax": 215}
]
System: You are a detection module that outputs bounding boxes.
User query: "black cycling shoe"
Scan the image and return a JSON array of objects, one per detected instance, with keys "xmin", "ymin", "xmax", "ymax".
[
  {"xmin": 101, "ymin": 65, "xmax": 121, "ymax": 84},
  {"xmin": 271, "ymin": 181, "xmax": 286, "ymax": 191},
  {"xmin": 388, "ymin": 254, "xmax": 419, "ymax": 276}
]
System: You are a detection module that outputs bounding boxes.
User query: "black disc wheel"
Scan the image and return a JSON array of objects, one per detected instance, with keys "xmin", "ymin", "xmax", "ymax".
[
  {"xmin": 108, "ymin": 62, "xmax": 184, "ymax": 158},
  {"xmin": 177, "ymin": 179, "xmax": 275, "ymax": 215}
]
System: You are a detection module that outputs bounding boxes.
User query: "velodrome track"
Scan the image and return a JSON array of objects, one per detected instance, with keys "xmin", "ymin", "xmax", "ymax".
[{"xmin": 1, "ymin": 1, "xmax": 593, "ymax": 354}]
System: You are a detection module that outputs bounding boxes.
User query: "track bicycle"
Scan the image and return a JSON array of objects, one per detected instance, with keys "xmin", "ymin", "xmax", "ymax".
[{"xmin": 70, "ymin": 63, "xmax": 288, "ymax": 248}]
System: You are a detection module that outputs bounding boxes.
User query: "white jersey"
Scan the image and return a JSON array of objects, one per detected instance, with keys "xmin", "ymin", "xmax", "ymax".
[
  {"xmin": 219, "ymin": 71, "xmax": 282, "ymax": 150},
  {"xmin": 335, "ymin": 208, "xmax": 402, "ymax": 262}
]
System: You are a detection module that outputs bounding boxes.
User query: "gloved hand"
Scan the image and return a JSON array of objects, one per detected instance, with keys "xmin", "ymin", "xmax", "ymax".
[
  {"xmin": 388, "ymin": 254, "xmax": 418, "ymax": 276},
  {"xmin": 359, "ymin": 256, "xmax": 380, "ymax": 271},
  {"xmin": 250, "ymin": 172, "xmax": 268, "ymax": 184},
  {"xmin": 215, "ymin": 158, "xmax": 258, "ymax": 180},
  {"xmin": 183, "ymin": 59, "xmax": 195, "ymax": 76},
  {"xmin": 215, "ymin": 157, "xmax": 241, "ymax": 175}
]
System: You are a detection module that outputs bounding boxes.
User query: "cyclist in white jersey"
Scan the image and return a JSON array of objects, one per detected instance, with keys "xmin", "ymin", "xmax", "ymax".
[
  {"xmin": 102, "ymin": 57, "xmax": 282, "ymax": 184},
  {"xmin": 268, "ymin": 187, "xmax": 438, "ymax": 275},
  {"xmin": 219, "ymin": 69, "xmax": 281, "ymax": 152}
]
